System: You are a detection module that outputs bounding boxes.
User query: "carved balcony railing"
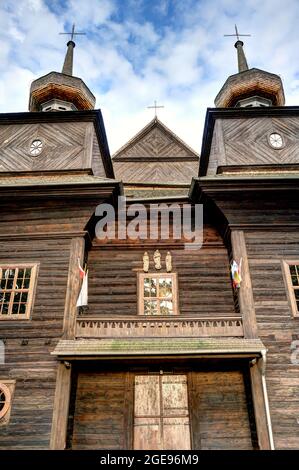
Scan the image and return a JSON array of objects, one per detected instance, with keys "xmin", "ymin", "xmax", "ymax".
[{"xmin": 75, "ymin": 316, "xmax": 244, "ymax": 339}]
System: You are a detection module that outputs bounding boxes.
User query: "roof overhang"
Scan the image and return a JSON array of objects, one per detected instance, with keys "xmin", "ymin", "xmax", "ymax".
[{"xmin": 52, "ymin": 337, "xmax": 266, "ymax": 360}]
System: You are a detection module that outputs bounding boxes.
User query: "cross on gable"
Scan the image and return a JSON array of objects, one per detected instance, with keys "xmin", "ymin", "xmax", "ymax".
[{"xmin": 147, "ymin": 100, "xmax": 165, "ymax": 118}]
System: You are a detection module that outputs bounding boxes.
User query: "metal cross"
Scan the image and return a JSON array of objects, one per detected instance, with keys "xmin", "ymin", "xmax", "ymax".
[
  {"xmin": 147, "ymin": 100, "xmax": 165, "ymax": 117},
  {"xmin": 59, "ymin": 23, "xmax": 86, "ymax": 42},
  {"xmin": 224, "ymin": 24, "xmax": 251, "ymax": 41}
]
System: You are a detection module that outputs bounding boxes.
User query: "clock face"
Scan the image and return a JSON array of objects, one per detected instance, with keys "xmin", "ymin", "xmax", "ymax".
[
  {"xmin": 269, "ymin": 133, "xmax": 283, "ymax": 149},
  {"xmin": 29, "ymin": 139, "xmax": 43, "ymax": 156}
]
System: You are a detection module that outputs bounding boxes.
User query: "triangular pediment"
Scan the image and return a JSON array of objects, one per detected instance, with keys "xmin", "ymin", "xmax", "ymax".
[{"xmin": 112, "ymin": 118, "xmax": 199, "ymax": 162}]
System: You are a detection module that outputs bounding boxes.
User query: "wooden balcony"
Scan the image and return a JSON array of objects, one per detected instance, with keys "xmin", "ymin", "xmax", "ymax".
[{"xmin": 75, "ymin": 315, "xmax": 244, "ymax": 339}]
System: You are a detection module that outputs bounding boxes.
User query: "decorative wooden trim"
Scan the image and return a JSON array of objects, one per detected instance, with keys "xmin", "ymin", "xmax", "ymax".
[
  {"xmin": 76, "ymin": 316, "xmax": 244, "ymax": 339},
  {"xmin": 0, "ymin": 263, "xmax": 39, "ymax": 320},
  {"xmin": 281, "ymin": 260, "xmax": 299, "ymax": 318},
  {"xmin": 231, "ymin": 230, "xmax": 258, "ymax": 338},
  {"xmin": 137, "ymin": 272, "xmax": 179, "ymax": 316}
]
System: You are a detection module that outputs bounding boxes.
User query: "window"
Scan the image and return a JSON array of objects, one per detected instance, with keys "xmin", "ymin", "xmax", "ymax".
[
  {"xmin": 282, "ymin": 261, "xmax": 299, "ymax": 317},
  {"xmin": 138, "ymin": 272, "xmax": 179, "ymax": 315},
  {"xmin": 0, "ymin": 264, "xmax": 38, "ymax": 320},
  {"xmin": 0, "ymin": 381, "xmax": 15, "ymax": 425}
]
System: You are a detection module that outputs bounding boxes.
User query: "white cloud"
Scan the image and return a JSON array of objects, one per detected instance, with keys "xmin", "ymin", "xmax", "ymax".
[{"xmin": 0, "ymin": 0, "xmax": 299, "ymax": 154}]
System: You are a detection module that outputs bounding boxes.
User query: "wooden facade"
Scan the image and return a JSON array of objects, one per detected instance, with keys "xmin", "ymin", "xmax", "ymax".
[{"xmin": 0, "ymin": 96, "xmax": 298, "ymax": 451}]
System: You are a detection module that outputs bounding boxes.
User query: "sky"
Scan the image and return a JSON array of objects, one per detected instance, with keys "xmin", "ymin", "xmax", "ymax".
[{"xmin": 1, "ymin": 0, "xmax": 299, "ymax": 154}]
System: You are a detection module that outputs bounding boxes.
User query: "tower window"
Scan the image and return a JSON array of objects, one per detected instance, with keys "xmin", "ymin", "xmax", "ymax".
[
  {"xmin": 282, "ymin": 261, "xmax": 299, "ymax": 317},
  {"xmin": 268, "ymin": 133, "xmax": 284, "ymax": 149},
  {"xmin": 0, "ymin": 264, "xmax": 39, "ymax": 320},
  {"xmin": 29, "ymin": 139, "xmax": 43, "ymax": 156},
  {"xmin": 138, "ymin": 272, "xmax": 179, "ymax": 315},
  {"xmin": 235, "ymin": 96, "xmax": 272, "ymax": 108}
]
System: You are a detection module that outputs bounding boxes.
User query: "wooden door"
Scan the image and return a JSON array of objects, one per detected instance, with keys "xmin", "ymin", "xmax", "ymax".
[{"xmin": 133, "ymin": 374, "xmax": 191, "ymax": 450}]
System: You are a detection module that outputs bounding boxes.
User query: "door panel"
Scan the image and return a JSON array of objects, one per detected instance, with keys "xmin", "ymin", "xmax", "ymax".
[
  {"xmin": 133, "ymin": 374, "xmax": 191, "ymax": 450},
  {"xmin": 190, "ymin": 370, "xmax": 253, "ymax": 450},
  {"xmin": 72, "ymin": 372, "xmax": 132, "ymax": 450}
]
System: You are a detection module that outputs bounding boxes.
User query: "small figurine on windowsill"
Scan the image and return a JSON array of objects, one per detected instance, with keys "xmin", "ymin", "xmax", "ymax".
[
  {"xmin": 153, "ymin": 250, "xmax": 161, "ymax": 270},
  {"xmin": 143, "ymin": 252, "xmax": 150, "ymax": 273},
  {"xmin": 166, "ymin": 252, "xmax": 172, "ymax": 272}
]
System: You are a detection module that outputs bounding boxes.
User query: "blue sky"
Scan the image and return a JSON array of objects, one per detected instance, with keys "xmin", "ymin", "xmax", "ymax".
[{"xmin": 1, "ymin": 0, "xmax": 299, "ymax": 153}]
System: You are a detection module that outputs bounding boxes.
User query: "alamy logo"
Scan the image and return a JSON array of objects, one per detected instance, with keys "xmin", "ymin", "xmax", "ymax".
[{"xmin": 95, "ymin": 197, "xmax": 203, "ymax": 249}]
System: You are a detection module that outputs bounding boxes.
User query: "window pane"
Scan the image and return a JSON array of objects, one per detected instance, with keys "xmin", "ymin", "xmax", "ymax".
[
  {"xmin": 1, "ymin": 292, "xmax": 11, "ymax": 315},
  {"xmin": 160, "ymin": 300, "xmax": 173, "ymax": 315},
  {"xmin": 290, "ymin": 265, "xmax": 299, "ymax": 286},
  {"xmin": 21, "ymin": 292, "xmax": 28, "ymax": 303},
  {"xmin": 144, "ymin": 278, "xmax": 157, "ymax": 297},
  {"xmin": 17, "ymin": 269, "xmax": 25, "ymax": 281},
  {"xmin": 23, "ymin": 276, "xmax": 31, "ymax": 289},
  {"xmin": 159, "ymin": 278, "xmax": 172, "ymax": 298},
  {"xmin": 12, "ymin": 303, "xmax": 19, "ymax": 314},
  {"xmin": 5, "ymin": 269, "xmax": 15, "ymax": 290},
  {"xmin": 19, "ymin": 304, "xmax": 26, "ymax": 314},
  {"xmin": 144, "ymin": 300, "xmax": 158, "ymax": 315}
]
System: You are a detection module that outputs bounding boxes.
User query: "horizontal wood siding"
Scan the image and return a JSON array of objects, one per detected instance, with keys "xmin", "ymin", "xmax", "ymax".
[
  {"xmin": 0, "ymin": 238, "xmax": 71, "ymax": 449},
  {"xmin": 191, "ymin": 370, "xmax": 253, "ymax": 450},
  {"xmin": 72, "ymin": 371, "xmax": 130, "ymax": 450},
  {"xmin": 88, "ymin": 225, "xmax": 235, "ymax": 317},
  {"xmin": 245, "ymin": 231, "xmax": 299, "ymax": 450}
]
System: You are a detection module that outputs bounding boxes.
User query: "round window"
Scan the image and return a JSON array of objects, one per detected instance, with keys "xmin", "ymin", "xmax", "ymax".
[
  {"xmin": 0, "ymin": 383, "xmax": 10, "ymax": 419},
  {"xmin": 29, "ymin": 139, "xmax": 43, "ymax": 156},
  {"xmin": 269, "ymin": 133, "xmax": 284, "ymax": 149}
]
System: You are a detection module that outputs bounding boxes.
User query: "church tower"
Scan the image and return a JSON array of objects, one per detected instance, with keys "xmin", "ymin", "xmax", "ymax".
[
  {"xmin": 215, "ymin": 26, "xmax": 285, "ymax": 108},
  {"xmin": 29, "ymin": 25, "xmax": 95, "ymax": 112},
  {"xmin": 191, "ymin": 27, "xmax": 299, "ymax": 451}
]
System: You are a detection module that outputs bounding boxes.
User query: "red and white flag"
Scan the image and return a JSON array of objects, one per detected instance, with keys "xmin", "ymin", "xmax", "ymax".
[
  {"xmin": 78, "ymin": 259, "xmax": 85, "ymax": 280},
  {"xmin": 77, "ymin": 259, "xmax": 88, "ymax": 307}
]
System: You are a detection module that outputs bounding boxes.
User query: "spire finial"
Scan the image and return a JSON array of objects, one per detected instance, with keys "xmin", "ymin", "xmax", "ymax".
[
  {"xmin": 224, "ymin": 24, "xmax": 251, "ymax": 72},
  {"xmin": 59, "ymin": 24, "xmax": 86, "ymax": 75},
  {"xmin": 147, "ymin": 100, "xmax": 165, "ymax": 118}
]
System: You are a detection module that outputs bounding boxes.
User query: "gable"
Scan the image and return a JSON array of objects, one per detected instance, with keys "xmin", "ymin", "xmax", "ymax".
[{"xmin": 112, "ymin": 118, "xmax": 199, "ymax": 162}]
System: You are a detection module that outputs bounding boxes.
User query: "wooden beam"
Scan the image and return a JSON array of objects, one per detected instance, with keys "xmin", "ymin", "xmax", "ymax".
[
  {"xmin": 50, "ymin": 362, "xmax": 72, "ymax": 450},
  {"xmin": 249, "ymin": 359, "xmax": 272, "ymax": 449},
  {"xmin": 231, "ymin": 230, "xmax": 258, "ymax": 338},
  {"xmin": 63, "ymin": 237, "xmax": 85, "ymax": 339},
  {"xmin": 50, "ymin": 236, "xmax": 85, "ymax": 449}
]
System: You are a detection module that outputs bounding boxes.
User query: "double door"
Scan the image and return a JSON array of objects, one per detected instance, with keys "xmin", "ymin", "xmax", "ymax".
[{"xmin": 134, "ymin": 374, "xmax": 191, "ymax": 450}]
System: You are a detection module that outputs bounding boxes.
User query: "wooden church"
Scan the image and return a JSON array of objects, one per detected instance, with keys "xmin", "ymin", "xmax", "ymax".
[{"xmin": 0, "ymin": 30, "xmax": 299, "ymax": 451}]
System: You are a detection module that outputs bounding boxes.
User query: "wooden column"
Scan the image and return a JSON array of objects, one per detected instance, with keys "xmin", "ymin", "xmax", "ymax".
[
  {"xmin": 50, "ymin": 362, "xmax": 72, "ymax": 450},
  {"xmin": 50, "ymin": 236, "xmax": 85, "ymax": 450},
  {"xmin": 231, "ymin": 231, "xmax": 272, "ymax": 449},
  {"xmin": 231, "ymin": 230, "xmax": 258, "ymax": 338},
  {"xmin": 63, "ymin": 237, "xmax": 85, "ymax": 339},
  {"xmin": 249, "ymin": 359, "xmax": 272, "ymax": 450}
]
